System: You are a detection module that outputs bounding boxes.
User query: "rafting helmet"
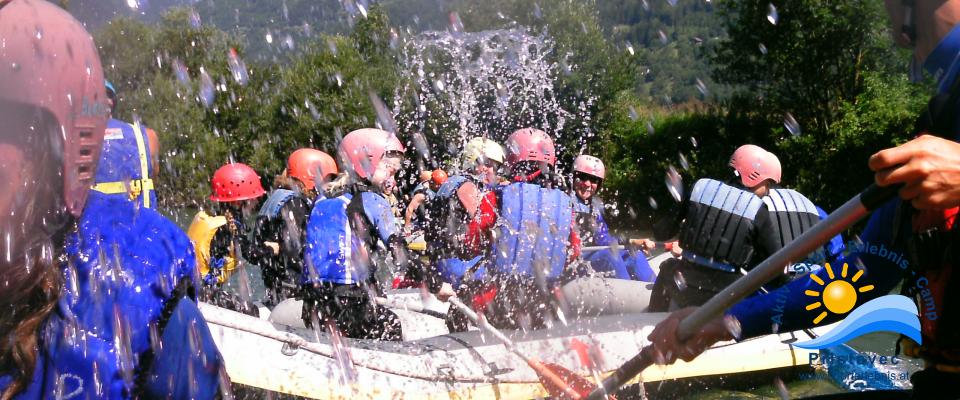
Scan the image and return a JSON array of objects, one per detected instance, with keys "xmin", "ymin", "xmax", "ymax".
[
  {"xmin": 338, "ymin": 128, "xmax": 405, "ymax": 180},
  {"xmin": 210, "ymin": 163, "xmax": 266, "ymax": 202},
  {"xmin": 462, "ymin": 137, "xmax": 506, "ymax": 170},
  {"xmin": 288, "ymin": 148, "xmax": 338, "ymax": 191},
  {"xmin": 505, "ymin": 128, "xmax": 556, "ymax": 166},
  {"xmin": 729, "ymin": 144, "xmax": 781, "ymax": 188},
  {"xmin": 0, "ymin": 0, "xmax": 109, "ymax": 259},
  {"xmin": 430, "ymin": 169, "xmax": 448, "ymax": 186},
  {"xmin": 573, "ymin": 155, "xmax": 606, "ymax": 180}
]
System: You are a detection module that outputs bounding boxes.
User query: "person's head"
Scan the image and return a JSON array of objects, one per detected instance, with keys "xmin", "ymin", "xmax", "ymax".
[
  {"xmin": 338, "ymin": 128, "xmax": 405, "ymax": 192},
  {"xmin": 1, "ymin": 0, "xmax": 109, "ymax": 396},
  {"xmin": 505, "ymin": 128, "xmax": 556, "ymax": 183},
  {"xmin": 430, "ymin": 169, "xmax": 448, "ymax": 191},
  {"xmin": 210, "ymin": 163, "xmax": 266, "ymax": 215},
  {"xmin": 419, "ymin": 170, "xmax": 432, "ymax": 183},
  {"xmin": 572, "ymin": 154, "xmax": 605, "ymax": 201},
  {"xmin": 729, "ymin": 144, "xmax": 781, "ymax": 197},
  {"xmin": 105, "ymin": 80, "xmax": 117, "ymax": 116},
  {"xmin": 287, "ymin": 148, "xmax": 339, "ymax": 194},
  {"xmin": 462, "ymin": 137, "xmax": 505, "ymax": 185}
]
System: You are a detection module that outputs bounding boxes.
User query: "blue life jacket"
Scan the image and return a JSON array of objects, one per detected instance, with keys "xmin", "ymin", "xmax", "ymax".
[
  {"xmin": 493, "ymin": 182, "xmax": 573, "ymax": 280},
  {"xmin": 258, "ymin": 189, "xmax": 299, "ymax": 218},
  {"xmin": 0, "ymin": 192, "xmax": 223, "ymax": 399},
  {"xmin": 573, "ymin": 196, "xmax": 614, "ymax": 246},
  {"xmin": 583, "ymin": 249, "xmax": 656, "ymax": 282},
  {"xmin": 303, "ymin": 191, "xmax": 398, "ymax": 285},
  {"xmin": 92, "ymin": 119, "xmax": 156, "ymax": 208}
]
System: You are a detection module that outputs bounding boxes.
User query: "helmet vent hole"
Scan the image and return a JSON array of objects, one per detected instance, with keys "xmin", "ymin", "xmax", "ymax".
[{"xmin": 79, "ymin": 130, "xmax": 92, "ymax": 138}]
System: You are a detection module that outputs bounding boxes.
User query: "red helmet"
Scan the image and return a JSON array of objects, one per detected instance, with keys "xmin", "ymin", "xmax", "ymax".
[
  {"xmin": 729, "ymin": 144, "xmax": 781, "ymax": 187},
  {"xmin": 1, "ymin": 0, "xmax": 109, "ymax": 257},
  {"xmin": 338, "ymin": 128, "xmax": 405, "ymax": 179},
  {"xmin": 573, "ymin": 155, "xmax": 606, "ymax": 180},
  {"xmin": 430, "ymin": 169, "xmax": 448, "ymax": 186},
  {"xmin": 287, "ymin": 148, "xmax": 338, "ymax": 191},
  {"xmin": 505, "ymin": 128, "xmax": 556, "ymax": 166},
  {"xmin": 210, "ymin": 163, "xmax": 266, "ymax": 202}
]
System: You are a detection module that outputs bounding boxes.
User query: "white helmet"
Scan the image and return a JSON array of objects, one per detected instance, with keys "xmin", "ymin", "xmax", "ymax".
[{"xmin": 461, "ymin": 137, "xmax": 506, "ymax": 170}]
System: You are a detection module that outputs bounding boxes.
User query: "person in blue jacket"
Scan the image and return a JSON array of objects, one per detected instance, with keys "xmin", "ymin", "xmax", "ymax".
[
  {"xmin": 302, "ymin": 128, "xmax": 420, "ymax": 341},
  {"xmin": 0, "ymin": 2, "xmax": 225, "ymax": 398},
  {"xmin": 91, "ymin": 80, "xmax": 160, "ymax": 209},
  {"xmin": 571, "ymin": 154, "xmax": 656, "ymax": 282},
  {"xmin": 647, "ymin": 3, "xmax": 960, "ymax": 398}
]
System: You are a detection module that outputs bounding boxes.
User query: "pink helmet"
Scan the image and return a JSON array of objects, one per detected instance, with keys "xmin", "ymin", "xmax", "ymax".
[
  {"xmin": 338, "ymin": 128, "xmax": 405, "ymax": 179},
  {"xmin": 574, "ymin": 154, "xmax": 606, "ymax": 180},
  {"xmin": 1, "ymin": 0, "xmax": 109, "ymax": 260},
  {"xmin": 729, "ymin": 145, "xmax": 781, "ymax": 187},
  {"xmin": 505, "ymin": 128, "xmax": 556, "ymax": 166},
  {"xmin": 210, "ymin": 163, "xmax": 266, "ymax": 202}
]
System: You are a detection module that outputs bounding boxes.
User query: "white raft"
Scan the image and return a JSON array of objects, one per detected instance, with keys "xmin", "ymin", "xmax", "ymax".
[{"xmin": 201, "ymin": 253, "xmax": 829, "ymax": 399}]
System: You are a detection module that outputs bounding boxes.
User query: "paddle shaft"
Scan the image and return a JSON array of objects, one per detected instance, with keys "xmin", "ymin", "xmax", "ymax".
[
  {"xmin": 373, "ymin": 297, "xmax": 448, "ymax": 319},
  {"xmin": 448, "ymin": 297, "xmax": 585, "ymax": 399},
  {"xmin": 585, "ymin": 183, "xmax": 898, "ymax": 399}
]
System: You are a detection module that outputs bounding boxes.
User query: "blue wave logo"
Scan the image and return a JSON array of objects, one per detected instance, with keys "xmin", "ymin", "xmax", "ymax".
[{"xmin": 793, "ymin": 295, "xmax": 921, "ymax": 349}]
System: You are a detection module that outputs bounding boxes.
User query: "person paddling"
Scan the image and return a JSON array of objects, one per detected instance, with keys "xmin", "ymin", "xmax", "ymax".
[
  {"xmin": 254, "ymin": 149, "xmax": 338, "ymax": 307},
  {"xmin": 571, "ymin": 154, "xmax": 656, "ymax": 282},
  {"xmin": 188, "ymin": 162, "xmax": 268, "ymax": 314},
  {"xmin": 0, "ymin": 2, "xmax": 225, "ymax": 397},
  {"xmin": 647, "ymin": 145, "xmax": 782, "ymax": 311},
  {"xmin": 423, "ymin": 137, "xmax": 506, "ymax": 330},
  {"xmin": 301, "ymin": 128, "xmax": 421, "ymax": 341},
  {"xmin": 646, "ymin": 3, "xmax": 960, "ymax": 398}
]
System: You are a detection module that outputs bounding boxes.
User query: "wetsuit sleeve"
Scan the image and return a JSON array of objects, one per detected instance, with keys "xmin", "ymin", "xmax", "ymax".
[
  {"xmin": 593, "ymin": 209, "xmax": 615, "ymax": 246},
  {"xmin": 727, "ymin": 199, "xmax": 905, "ymax": 340},
  {"xmin": 361, "ymin": 192, "xmax": 400, "ymax": 243}
]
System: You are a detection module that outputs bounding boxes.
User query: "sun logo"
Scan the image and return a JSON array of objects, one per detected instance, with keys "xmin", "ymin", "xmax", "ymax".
[{"xmin": 804, "ymin": 263, "xmax": 874, "ymax": 324}]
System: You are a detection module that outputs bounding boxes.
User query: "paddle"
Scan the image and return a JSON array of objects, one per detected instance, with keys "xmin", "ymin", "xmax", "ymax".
[
  {"xmin": 373, "ymin": 296, "xmax": 448, "ymax": 319},
  {"xmin": 447, "ymin": 297, "xmax": 600, "ymax": 399},
  {"xmin": 583, "ymin": 183, "xmax": 899, "ymax": 400}
]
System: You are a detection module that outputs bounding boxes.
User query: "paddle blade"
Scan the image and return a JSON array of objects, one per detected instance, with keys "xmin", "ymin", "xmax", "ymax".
[{"xmin": 538, "ymin": 362, "xmax": 614, "ymax": 400}]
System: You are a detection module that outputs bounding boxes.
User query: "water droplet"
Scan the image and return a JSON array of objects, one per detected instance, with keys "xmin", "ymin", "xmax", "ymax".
[
  {"xmin": 690, "ymin": 137, "xmax": 698, "ymax": 147},
  {"xmin": 534, "ymin": 3, "xmax": 543, "ymax": 19},
  {"xmin": 658, "ymin": 30, "xmax": 669, "ymax": 44},
  {"xmin": 34, "ymin": 27, "xmax": 42, "ymax": 40},
  {"xmin": 723, "ymin": 314, "xmax": 743, "ymax": 339},
  {"xmin": 449, "ymin": 12, "xmax": 464, "ymax": 34},
  {"xmin": 759, "ymin": 43, "xmax": 768, "ymax": 55},
  {"xmin": 667, "ymin": 0, "xmax": 678, "ymax": 6},
  {"xmin": 628, "ymin": 106, "xmax": 639, "ymax": 121},
  {"xmin": 673, "ymin": 270, "xmax": 687, "ymax": 291},
  {"xmin": 189, "ymin": 10, "xmax": 202, "ymax": 28},
  {"xmin": 774, "ymin": 376, "xmax": 790, "ymax": 399},
  {"xmin": 648, "ymin": 196, "xmax": 658, "ymax": 210},
  {"xmin": 172, "ymin": 59, "xmax": 189, "ymax": 85},
  {"xmin": 646, "ymin": 121, "xmax": 655, "ymax": 135},
  {"xmin": 784, "ymin": 112, "xmax": 801, "ymax": 136},
  {"xmin": 625, "ymin": 41, "xmax": 635, "ymax": 56},
  {"xmin": 767, "ymin": 4, "xmax": 779, "ymax": 25},
  {"xmin": 642, "ymin": 0, "xmax": 650, "ymax": 11},
  {"xmin": 665, "ymin": 165, "xmax": 683, "ymax": 202},
  {"xmin": 227, "ymin": 49, "xmax": 248, "ymax": 85},
  {"xmin": 695, "ymin": 78, "xmax": 709, "ymax": 96},
  {"xmin": 283, "ymin": 34, "xmax": 295, "ymax": 50},
  {"xmin": 126, "ymin": 0, "xmax": 139, "ymax": 10},
  {"xmin": 199, "ymin": 68, "xmax": 215, "ymax": 108},
  {"xmin": 433, "ymin": 79, "xmax": 446, "ymax": 92},
  {"xmin": 265, "ymin": 30, "xmax": 274, "ymax": 44},
  {"xmin": 678, "ymin": 152, "xmax": 689, "ymax": 170}
]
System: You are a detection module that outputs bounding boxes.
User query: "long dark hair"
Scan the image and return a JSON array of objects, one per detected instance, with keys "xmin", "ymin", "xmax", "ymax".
[{"xmin": 0, "ymin": 246, "xmax": 61, "ymax": 400}]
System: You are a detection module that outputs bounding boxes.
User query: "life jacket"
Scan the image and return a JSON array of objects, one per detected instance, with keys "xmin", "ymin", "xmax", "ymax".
[
  {"xmin": 258, "ymin": 188, "xmax": 298, "ymax": 218},
  {"xmin": 303, "ymin": 190, "xmax": 398, "ymax": 285},
  {"xmin": 679, "ymin": 178, "xmax": 766, "ymax": 271},
  {"xmin": 91, "ymin": 118, "xmax": 156, "ymax": 208},
  {"xmin": 187, "ymin": 210, "xmax": 236, "ymax": 285},
  {"xmin": 493, "ymin": 182, "xmax": 573, "ymax": 280},
  {"xmin": 762, "ymin": 188, "xmax": 834, "ymax": 270},
  {"xmin": 424, "ymin": 175, "xmax": 473, "ymax": 258},
  {"xmin": 3, "ymin": 192, "xmax": 224, "ymax": 399},
  {"xmin": 573, "ymin": 196, "xmax": 613, "ymax": 246}
]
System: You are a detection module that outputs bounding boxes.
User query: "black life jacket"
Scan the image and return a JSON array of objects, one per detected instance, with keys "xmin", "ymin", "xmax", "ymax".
[{"xmin": 679, "ymin": 178, "xmax": 766, "ymax": 271}]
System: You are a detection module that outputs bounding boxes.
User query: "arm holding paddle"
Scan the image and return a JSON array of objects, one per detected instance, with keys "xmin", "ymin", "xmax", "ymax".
[{"xmin": 642, "ymin": 138, "xmax": 960, "ymax": 367}]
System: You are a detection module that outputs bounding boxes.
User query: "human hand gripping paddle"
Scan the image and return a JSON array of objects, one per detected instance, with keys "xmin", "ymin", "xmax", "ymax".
[
  {"xmin": 447, "ymin": 297, "xmax": 601, "ymax": 399},
  {"xmin": 582, "ymin": 183, "xmax": 900, "ymax": 400}
]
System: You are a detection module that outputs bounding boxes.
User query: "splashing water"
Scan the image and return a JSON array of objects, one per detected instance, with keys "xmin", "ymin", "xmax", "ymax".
[
  {"xmin": 767, "ymin": 4, "xmax": 780, "ymax": 25},
  {"xmin": 759, "ymin": 43, "xmax": 768, "ymax": 55},
  {"xmin": 172, "ymin": 59, "xmax": 189, "ymax": 85},
  {"xmin": 784, "ymin": 112, "xmax": 801, "ymax": 136},
  {"xmin": 227, "ymin": 49, "xmax": 248, "ymax": 86},
  {"xmin": 665, "ymin": 165, "xmax": 683, "ymax": 202},
  {"xmin": 395, "ymin": 28, "xmax": 596, "ymax": 159},
  {"xmin": 199, "ymin": 68, "xmax": 215, "ymax": 107},
  {"xmin": 327, "ymin": 320, "xmax": 359, "ymax": 385},
  {"xmin": 695, "ymin": 78, "xmax": 709, "ymax": 97}
]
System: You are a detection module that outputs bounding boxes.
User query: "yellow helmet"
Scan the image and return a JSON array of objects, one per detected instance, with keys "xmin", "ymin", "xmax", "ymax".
[{"xmin": 462, "ymin": 137, "xmax": 505, "ymax": 170}]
